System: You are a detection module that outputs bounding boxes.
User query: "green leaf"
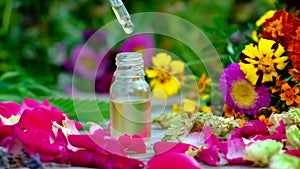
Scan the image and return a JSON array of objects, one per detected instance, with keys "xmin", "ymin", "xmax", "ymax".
[
  {"xmin": 48, "ymin": 97, "xmax": 110, "ymax": 124},
  {"xmin": 0, "ymin": 94, "xmax": 23, "ymax": 103},
  {"xmin": 226, "ymin": 25, "xmax": 238, "ymax": 36},
  {"xmin": 0, "ymin": 71, "xmax": 20, "ymax": 81},
  {"xmin": 213, "ymin": 17, "xmax": 225, "ymax": 29}
]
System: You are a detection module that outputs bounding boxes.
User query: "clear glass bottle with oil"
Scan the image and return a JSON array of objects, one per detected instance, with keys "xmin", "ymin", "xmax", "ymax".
[{"xmin": 110, "ymin": 52, "xmax": 151, "ymax": 146}]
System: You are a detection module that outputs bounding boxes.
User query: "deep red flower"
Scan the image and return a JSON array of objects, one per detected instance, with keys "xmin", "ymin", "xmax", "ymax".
[
  {"xmin": 260, "ymin": 10, "xmax": 294, "ymax": 45},
  {"xmin": 287, "ymin": 39, "xmax": 300, "ymax": 53},
  {"xmin": 288, "ymin": 52, "xmax": 300, "ymax": 70}
]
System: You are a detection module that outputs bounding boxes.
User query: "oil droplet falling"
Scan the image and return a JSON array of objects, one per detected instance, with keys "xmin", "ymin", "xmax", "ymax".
[
  {"xmin": 122, "ymin": 21, "xmax": 134, "ymax": 34},
  {"xmin": 111, "ymin": 1, "xmax": 134, "ymax": 34}
]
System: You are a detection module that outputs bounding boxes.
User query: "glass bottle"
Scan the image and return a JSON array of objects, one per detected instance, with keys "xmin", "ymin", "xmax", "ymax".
[{"xmin": 110, "ymin": 52, "xmax": 151, "ymax": 145}]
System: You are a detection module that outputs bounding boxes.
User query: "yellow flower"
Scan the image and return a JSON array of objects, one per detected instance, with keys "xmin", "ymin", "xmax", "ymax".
[
  {"xmin": 239, "ymin": 38, "xmax": 288, "ymax": 85},
  {"xmin": 199, "ymin": 105, "xmax": 211, "ymax": 112},
  {"xmin": 172, "ymin": 98, "xmax": 198, "ymax": 113},
  {"xmin": 182, "ymin": 98, "xmax": 198, "ymax": 113},
  {"xmin": 145, "ymin": 53, "xmax": 184, "ymax": 99},
  {"xmin": 252, "ymin": 10, "xmax": 276, "ymax": 42}
]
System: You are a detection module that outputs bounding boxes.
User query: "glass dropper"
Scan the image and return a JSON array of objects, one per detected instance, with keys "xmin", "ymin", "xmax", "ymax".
[{"xmin": 109, "ymin": 0, "xmax": 134, "ymax": 34}]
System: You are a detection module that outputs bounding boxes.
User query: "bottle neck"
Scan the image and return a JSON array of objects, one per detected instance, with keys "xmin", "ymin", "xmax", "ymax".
[{"xmin": 114, "ymin": 52, "xmax": 145, "ymax": 78}]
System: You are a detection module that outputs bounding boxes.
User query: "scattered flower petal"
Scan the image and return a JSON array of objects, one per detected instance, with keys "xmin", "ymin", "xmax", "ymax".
[{"xmin": 148, "ymin": 152, "xmax": 201, "ymax": 169}]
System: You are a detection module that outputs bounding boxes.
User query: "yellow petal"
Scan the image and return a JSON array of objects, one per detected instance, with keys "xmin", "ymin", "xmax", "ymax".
[
  {"xmin": 182, "ymin": 98, "xmax": 197, "ymax": 112},
  {"xmin": 163, "ymin": 77, "xmax": 180, "ymax": 96},
  {"xmin": 252, "ymin": 30, "xmax": 259, "ymax": 42},
  {"xmin": 258, "ymin": 38, "xmax": 275, "ymax": 56},
  {"xmin": 255, "ymin": 10, "xmax": 276, "ymax": 27},
  {"xmin": 262, "ymin": 73, "xmax": 273, "ymax": 83},
  {"xmin": 242, "ymin": 44, "xmax": 260, "ymax": 59},
  {"xmin": 145, "ymin": 68, "xmax": 159, "ymax": 78},
  {"xmin": 240, "ymin": 64, "xmax": 259, "ymax": 85},
  {"xmin": 151, "ymin": 77, "xmax": 179, "ymax": 99},
  {"xmin": 273, "ymin": 43, "xmax": 285, "ymax": 57},
  {"xmin": 152, "ymin": 89, "xmax": 168, "ymax": 99},
  {"xmin": 244, "ymin": 57, "xmax": 258, "ymax": 64},
  {"xmin": 169, "ymin": 60, "xmax": 185, "ymax": 74},
  {"xmin": 274, "ymin": 57, "xmax": 288, "ymax": 70},
  {"xmin": 152, "ymin": 53, "xmax": 171, "ymax": 69},
  {"xmin": 172, "ymin": 104, "xmax": 182, "ymax": 112},
  {"xmin": 150, "ymin": 79, "xmax": 158, "ymax": 87}
]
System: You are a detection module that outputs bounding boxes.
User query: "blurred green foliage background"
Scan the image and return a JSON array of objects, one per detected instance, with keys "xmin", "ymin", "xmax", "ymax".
[{"xmin": 0, "ymin": 0, "xmax": 278, "ymax": 101}]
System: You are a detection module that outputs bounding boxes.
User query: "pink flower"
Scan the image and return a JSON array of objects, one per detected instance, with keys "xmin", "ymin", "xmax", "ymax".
[{"xmin": 119, "ymin": 34, "xmax": 155, "ymax": 67}]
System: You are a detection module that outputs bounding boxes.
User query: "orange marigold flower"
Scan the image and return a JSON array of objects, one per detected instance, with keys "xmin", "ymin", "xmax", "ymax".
[
  {"xmin": 279, "ymin": 83, "xmax": 300, "ymax": 106},
  {"xmin": 223, "ymin": 104, "xmax": 234, "ymax": 118},
  {"xmin": 197, "ymin": 73, "xmax": 211, "ymax": 94},
  {"xmin": 258, "ymin": 115, "xmax": 273, "ymax": 126},
  {"xmin": 289, "ymin": 68, "xmax": 300, "ymax": 81},
  {"xmin": 223, "ymin": 104, "xmax": 246, "ymax": 127},
  {"xmin": 223, "ymin": 104, "xmax": 245, "ymax": 119},
  {"xmin": 271, "ymin": 76, "xmax": 287, "ymax": 93},
  {"xmin": 260, "ymin": 10, "xmax": 294, "ymax": 44},
  {"xmin": 239, "ymin": 118, "xmax": 246, "ymax": 127}
]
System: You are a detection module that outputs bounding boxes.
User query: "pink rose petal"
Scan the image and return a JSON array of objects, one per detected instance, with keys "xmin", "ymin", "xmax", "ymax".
[
  {"xmin": 16, "ymin": 128, "xmax": 64, "ymax": 154},
  {"xmin": 68, "ymin": 134, "xmax": 109, "ymax": 155},
  {"xmin": 197, "ymin": 145, "xmax": 221, "ymax": 166},
  {"xmin": 153, "ymin": 141, "xmax": 194, "ymax": 154},
  {"xmin": 285, "ymin": 150, "xmax": 300, "ymax": 157},
  {"xmin": 0, "ymin": 102, "xmax": 21, "ymax": 118},
  {"xmin": 67, "ymin": 149, "xmax": 145, "ymax": 169},
  {"xmin": 252, "ymin": 121, "xmax": 286, "ymax": 142},
  {"xmin": 205, "ymin": 134, "xmax": 219, "ymax": 146},
  {"xmin": 93, "ymin": 153, "xmax": 145, "ymax": 169},
  {"xmin": 231, "ymin": 120, "xmax": 269, "ymax": 139},
  {"xmin": 148, "ymin": 152, "xmax": 201, "ymax": 169},
  {"xmin": 118, "ymin": 134, "xmax": 146, "ymax": 153},
  {"xmin": 0, "ymin": 125, "xmax": 14, "ymax": 139},
  {"xmin": 218, "ymin": 138, "xmax": 251, "ymax": 165}
]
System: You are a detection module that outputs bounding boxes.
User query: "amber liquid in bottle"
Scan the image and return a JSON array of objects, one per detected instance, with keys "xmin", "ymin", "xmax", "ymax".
[{"xmin": 110, "ymin": 98, "xmax": 151, "ymax": 140}]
